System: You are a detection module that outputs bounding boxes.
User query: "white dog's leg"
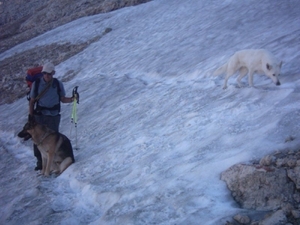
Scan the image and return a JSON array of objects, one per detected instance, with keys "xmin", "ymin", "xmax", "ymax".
[
  {"xmin": 237, "ymin": 67, "xmax": 248, "ymax": 87},
  {"xmin": 223, "ymin": 56, "xmax": 239, "ymax": 89},
  {"xmin": 223, "ymin": 73, "xmax": 233, "ymax": 89},
  {"xmin": 223, "ymin": 76, "xmax": 229, "ymax": 89},
  {"xmin": 223, "ymin": 69, "xmax": 236, "ymax": 89},
  {"xmin": 248, "ymin": 70, "xmax": 255, "ymax": 87}
]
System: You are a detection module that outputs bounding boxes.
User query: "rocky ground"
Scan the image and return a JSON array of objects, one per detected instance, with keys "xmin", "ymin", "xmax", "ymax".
[
  {"xmin": 0, "ymin": 0, "xmax": 150, "ymax": 105},
  {"xmin": 222, "ymin": 144, "xmax": 300, "ymax": 225},
  {"xmin": 0, "ymin": 0, "xmax": 150, "ymax": 54}
]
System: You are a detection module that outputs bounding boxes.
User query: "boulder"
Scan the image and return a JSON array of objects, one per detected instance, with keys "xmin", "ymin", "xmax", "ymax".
[
  {"xmin": 221, "ymin": 149, "xmax": 300, "ymax": 225},
  {"xmin": 259, "ymin": 210, "xmax": 287, "ymax": 225},
  {"xmin": 221, "ymin": 164, "xmax": 294, "ymax": 210}
]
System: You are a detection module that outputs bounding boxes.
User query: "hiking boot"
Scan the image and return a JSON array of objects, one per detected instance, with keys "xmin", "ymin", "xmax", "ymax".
[{"xmin": 35, "ymin": 161, "xmax": 42, "ymax": 171}]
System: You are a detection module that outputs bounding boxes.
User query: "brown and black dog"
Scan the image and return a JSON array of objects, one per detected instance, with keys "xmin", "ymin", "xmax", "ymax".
[{"xmin": 18, "ymin": 117, "xmax": 75, "ymax": 177}]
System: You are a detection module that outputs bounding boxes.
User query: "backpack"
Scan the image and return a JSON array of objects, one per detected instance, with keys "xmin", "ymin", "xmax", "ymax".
[
  {"xmin": 26, "ymin": 66, "xmax": 43, "ymax": 89},
  {"xmin": 26, "ymin": 66, "xmax": 43, "ymax": 100}
]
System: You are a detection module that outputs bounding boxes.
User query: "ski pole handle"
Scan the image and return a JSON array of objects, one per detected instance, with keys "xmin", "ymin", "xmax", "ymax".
[{"xmin": 72, "ymin": 86, "xmax": 79, "ymax": 104}]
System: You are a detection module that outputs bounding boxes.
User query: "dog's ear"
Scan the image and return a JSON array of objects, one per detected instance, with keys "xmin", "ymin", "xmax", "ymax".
[
  {"xmin": 279, "ymin": 61, "xmax": 283, "ymax": 68},
  {"xmin": 266, "ymin": 63, "xmax": 272, "ymax": 70}
]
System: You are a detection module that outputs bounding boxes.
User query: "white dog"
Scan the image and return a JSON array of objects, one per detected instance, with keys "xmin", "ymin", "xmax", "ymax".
[{"xmin": 214, "ymin": 49, "xmax": 282, "ymax": 89}]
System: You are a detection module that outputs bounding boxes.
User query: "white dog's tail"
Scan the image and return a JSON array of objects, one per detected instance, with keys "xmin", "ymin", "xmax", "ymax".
[{"xmin": 213, "ymin": 63, "xmax": 227, "ymax": 76}]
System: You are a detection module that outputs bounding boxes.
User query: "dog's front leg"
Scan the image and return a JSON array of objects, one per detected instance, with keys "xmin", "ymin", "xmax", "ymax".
[
  {"xmin": 41, "ymin": 155, "xmax": 47, "ymax": 175},
  {"xmin": 248, "ymin": 70, "xmax": 255, "ymax": 87},
  {"xmin": 223, "ymin": 76, "xmax": 229, "ymax": 89},
  {"xmin": 237, "ymin": 67, "xmax": 248, "ymax": 87},
  {"xmin": 223, "ymin": 67, "xmax": 236, "ymax": 89},
  {"xmin": 45, "ymin": 152, "xmax": 54, "ymax": 177}
]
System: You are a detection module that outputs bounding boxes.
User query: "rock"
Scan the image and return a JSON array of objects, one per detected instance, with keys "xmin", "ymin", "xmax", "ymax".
[
  {"xmin": 221, "ymin": 164, "xmax": 295, "ymax": 210},
  {"xmin": 287, "ymin": 166, "xmax": 300, "ymax": 189},
  {"xmin": 259, "ymin": 155, "xmax": 275, "ymax": 166},
  {"xmin": 259, "ymin": 210, "xmax": 287, "ymax": 225},
  {"xmin": 286, "ymin": 157, "xmax": 297, "ymax": 168},
  {"xmin": 282, "ymin": 202, "xmax": 294, "ymax": 213},
  {"xmin": 276, "ymin": 158, "xmax": 287, "ymax": 167},
  {"xmin": 233, "ymin": 214, "xmax": 251, "ymax": 224},
  {"xmin": 293, "ymin": 192, "xmax": 300, "ymax": 203},
  {"xmin": 104, "ymin": 27, "xmax": 113, "ymax": 33},
  {"xmin": 222, "ymin": 149, "xmax": 300, "ymax": 225},
  {"xmin": 291, "ymin": 209, "xmax": 300, "ymax": 219},
  {"xmin": 285, "ymin": 136, "xmax": 295, "ymax": 143}
]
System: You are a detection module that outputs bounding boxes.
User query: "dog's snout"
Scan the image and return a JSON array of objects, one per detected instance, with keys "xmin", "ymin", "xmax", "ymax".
[
  {"xmin": 276, "ymin": 81, "xmax": 281, "ymax": 86},
  {"xmin": 17, "ymin": 129, "xmax": 32, "ymax": 140},
  {"xmin": 17, "ymin": 130, "xmax": 26, "ymax": 138}
]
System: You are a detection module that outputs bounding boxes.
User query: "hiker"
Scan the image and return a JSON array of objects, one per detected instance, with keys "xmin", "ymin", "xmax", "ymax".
[{"xmin": 29, "ymin": 62, "xmax": 75, "ymax": 170}]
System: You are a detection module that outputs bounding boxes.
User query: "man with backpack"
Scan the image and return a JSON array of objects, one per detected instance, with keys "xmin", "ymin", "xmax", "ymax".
[{"xmin": 29, "ymin": 62, "xmax": 75, "ymax": 171}]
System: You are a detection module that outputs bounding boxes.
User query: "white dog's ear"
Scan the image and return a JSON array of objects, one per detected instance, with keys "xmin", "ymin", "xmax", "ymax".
[
  {"xmin": 279, "ymin": 61, "xmax": 283, "ymax": 68},
  {"xmin": 266, "ymin": 63, "xmax": 272, "ymax": 70}
]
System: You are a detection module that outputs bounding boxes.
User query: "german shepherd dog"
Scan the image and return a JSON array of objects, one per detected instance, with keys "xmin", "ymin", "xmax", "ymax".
[{"xmin": 18, "ymin": 117, "xmax": 75, "ymax": 177}]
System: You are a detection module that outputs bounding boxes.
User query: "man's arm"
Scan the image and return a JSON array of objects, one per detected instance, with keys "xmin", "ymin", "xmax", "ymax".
[{"xmin": 61, "ymin": 96, "xmax": 74, "ymax": 103}]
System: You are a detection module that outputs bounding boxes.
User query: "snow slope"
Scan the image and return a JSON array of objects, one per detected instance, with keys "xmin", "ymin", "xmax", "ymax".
[{"xmin": 0, "ymin": 0, "xmax": 300, "ymax": 224}]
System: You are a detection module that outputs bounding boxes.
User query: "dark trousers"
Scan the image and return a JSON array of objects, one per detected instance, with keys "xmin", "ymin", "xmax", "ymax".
[{"xmin": 33, "ymin": 114, "xmax": 61, "ymax": 165}]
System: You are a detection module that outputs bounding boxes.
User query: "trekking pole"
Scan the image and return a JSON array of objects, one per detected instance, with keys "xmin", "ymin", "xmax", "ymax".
[{"xmin": 71, "ymin": 86, "xmax": 79, "ymax": 150}]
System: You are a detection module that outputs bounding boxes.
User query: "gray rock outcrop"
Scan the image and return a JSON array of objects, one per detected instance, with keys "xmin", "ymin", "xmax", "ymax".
[{"xmin": 221, "ymin": 149, "xmax": 300, "ymax": 225}]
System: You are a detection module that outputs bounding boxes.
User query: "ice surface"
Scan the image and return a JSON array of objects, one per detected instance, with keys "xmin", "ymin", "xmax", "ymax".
[{"xmin": 1, "ymin": 0, "xmax": 300, "ymax": 224}]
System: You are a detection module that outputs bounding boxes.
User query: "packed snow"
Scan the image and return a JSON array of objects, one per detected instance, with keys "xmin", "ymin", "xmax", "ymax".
[{"xmin": 1, "ymin": 0, "xmax": 300, "ymax": 224}]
